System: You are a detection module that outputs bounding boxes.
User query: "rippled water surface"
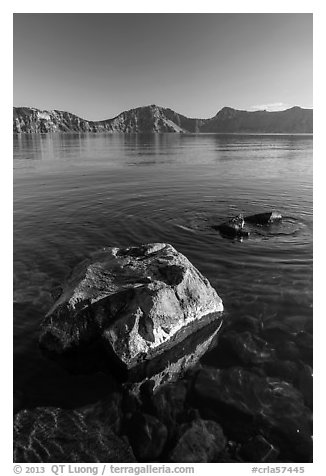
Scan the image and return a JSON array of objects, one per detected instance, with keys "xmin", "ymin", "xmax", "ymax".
[{"xmin": 13, "ymin": 133, "xmax": 313, "ymax": 413}]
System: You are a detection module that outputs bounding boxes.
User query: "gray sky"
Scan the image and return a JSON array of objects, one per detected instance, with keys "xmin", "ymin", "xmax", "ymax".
[{"xmin": 13, "ymin": 13, "xmax": 312, "ymax": 120}]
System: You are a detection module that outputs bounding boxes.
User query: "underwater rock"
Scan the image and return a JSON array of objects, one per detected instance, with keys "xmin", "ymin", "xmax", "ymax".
[
  {"xmin": 126, "ymin": 412, "xmax": 168, "ymax": 461},
  {"xmin": 150, "ymin": 380, "xmax": 190, "ymax": 438},
  {"xmin": 79, "ymin": 392, "xmax": 123, "ymax": 436},
  {"xmin": 297, "ymin": 363, "xmax": 313, "ymax": 410},
  {"xmin": 263, "ymin": 360, "xmax": 300, "ymax": 385},
  {"xmin": 220, "ymin": 330, "xmax": 276, "ymax": 365},
  {"xmin": 261, "ymin": 359, "xmax": 312, "ymax": 429},
  {"xmin": 39, "ymin": 243, "xmax": 223, "ymax": 386},
  {"xmin": 14, "ymin": 405, "xmax": 136, "ymax": 463},
  {"xmin": 274, "ymin": 341, "xmax": 301, "ymax": 362},
  {"xmin": 294, "ymin": 331, "xmax": 313, "ymax": 366},
  {"xmin": 261, "ymin": 326, "xmax": 301, "ymax": 362},
  {"xmin": 240, "ymin": 435, "xmax": 279, "ymax": 462},
  {"xmin": 244, "ymin": 211, "xmax": 282, "ymax": 225},
  {"xmin": 193, "ymin": 366, "xmax": 312, "ymax": 461},
  {"xmin": 201, "ymin": 326, "xmax": 274, "ymax": 369},
  {"xmin": 228, "ymin": 315, "xmax": 263, "ymax": 334},
  {"xmin": 168, "ymin": 418, "xmax": 226, "ymax": 463}
]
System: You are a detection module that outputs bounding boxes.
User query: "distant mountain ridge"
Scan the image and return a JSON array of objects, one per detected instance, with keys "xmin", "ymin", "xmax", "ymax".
[{"xmin": 13, "ymin": 104, "xmax": 313, "ymax": 134}]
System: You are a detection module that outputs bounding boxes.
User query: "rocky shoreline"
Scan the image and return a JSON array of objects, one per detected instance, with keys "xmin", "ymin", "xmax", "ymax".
[{"xmin": 14, "ymin": 243, "xmax": 313, "ymax": 463}]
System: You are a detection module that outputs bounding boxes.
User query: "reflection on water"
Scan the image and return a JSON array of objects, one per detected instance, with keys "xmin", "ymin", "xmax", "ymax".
[{"xmin": 13, "ymin": 133, "xmax": 313, "ymax": 459}]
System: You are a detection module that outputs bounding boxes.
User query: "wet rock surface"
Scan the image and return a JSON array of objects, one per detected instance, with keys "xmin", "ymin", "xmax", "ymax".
[
  {"xmin": 245, "ymin": 211, "xmax": 282, "ymax": 225},
  {"xmin": 39, "ymin": 243, "xmax": 223, "ymax": 384},
  {"xmin": 213, "ymin": 211, "xmax": 284, "ymax": 240},
  {"xmin": 213, "ymin": 214, "xmax": 250, "ymax": 239}
]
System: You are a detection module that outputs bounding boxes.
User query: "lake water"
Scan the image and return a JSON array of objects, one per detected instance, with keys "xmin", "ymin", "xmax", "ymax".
[{"xmin": 13, "ymin": 133, "xmax": 313, "ymax": 459}]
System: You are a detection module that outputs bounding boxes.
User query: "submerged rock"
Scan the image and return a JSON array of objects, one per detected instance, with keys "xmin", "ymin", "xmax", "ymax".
[
  {"xmin": 193, "ymin": 366, "xmax": 312, "ymax": 461},
  {"xmin": 220, "ymin": 330, "xmax": 276, "ymax": 365},
  {"xmin": 80, "ymin": 392, "xmax": 123, "ymax": 435},
  {"xmin": 297, "ymin": 363, "xmax": 313, "ymax": 410},
  {"xmin": 240, "ymin": 435, "xmax": 279, "ymax": 462},
  {"xmin": 245, "ymin": 211, "xmax": 282, "ymax": 225},
  {"xmin": 263, "ymin": 360, "xmax": 300, "ymax": 385},
  {"xmin": 168, "ymin": 418, "xmax": 226, "ymax": 463},
  {"xmin": 263, "ymin": 358, "xmax": 312, "ymax": 410},
  {"xmin": 39, "ymin": 243, "xmax": 223, "ymax": 386},
  {"xmin": 149, "ymin": 380, "xmax": 190, "ymax": 439},
  {"xmin": 14, "ymin": 406, "xmax": 136, "ymax": 463},
  {"xmin": 294, "ymin": 331, "xmax": 313, "ymax": 366},
  {"xmin": 126, "ymin": 412, "xmax": 168, "ymax": 461}
]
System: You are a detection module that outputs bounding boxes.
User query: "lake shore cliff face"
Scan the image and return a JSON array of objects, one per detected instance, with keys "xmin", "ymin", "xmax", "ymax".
[{"xmin": 13, "ymin": 104, "xmax": 313, "ymax": 134}]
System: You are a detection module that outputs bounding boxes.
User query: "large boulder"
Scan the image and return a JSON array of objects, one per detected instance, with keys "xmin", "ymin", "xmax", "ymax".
[
  {"xmin": 127, "ymin": 317, "xmax": 222, "ymax": 392},
  {"xmin": 39, "ymin": 243, "xmax": 223, "ymax": 384}
]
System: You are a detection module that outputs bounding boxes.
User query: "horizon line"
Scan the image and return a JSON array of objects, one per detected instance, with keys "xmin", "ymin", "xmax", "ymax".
[{"xmin": 13, "ymin": 103, "xmax": 313, "ymax": 123}]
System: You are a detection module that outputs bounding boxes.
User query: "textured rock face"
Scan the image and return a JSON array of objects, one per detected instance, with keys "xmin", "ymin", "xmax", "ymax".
[
  {"xmin": 201, "ymin": 106, "xmax": 313, "ymax": 133},
  {"xmin": 13, "ymin": 108, "xmax": 96, "ymax": 133},
  {"xmin": 40, "ymin": 243, "xmax": 223, "ymax": 379},
  {"xmin": 13, "ymin": 105, "xmax": 200, "ymax": 134},
  {"xmin": 14, "ymin": 406, "xmax": 136, "ymax": 463},
  {"xmin": 107, "ymin": 105, "xmax": 198, "ymax": 133},
  {"xmin": 13, "ymin": 105, "xmax": 313, "ymax": 134}
]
